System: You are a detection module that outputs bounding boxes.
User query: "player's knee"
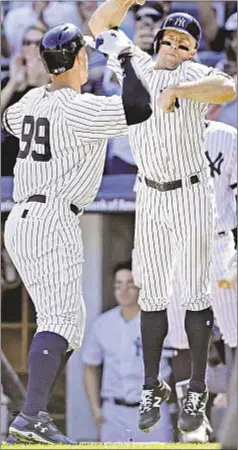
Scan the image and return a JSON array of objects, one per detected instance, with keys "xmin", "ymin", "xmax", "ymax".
[
  {"xmin": 185, "ymin": 307, "xmax": 214, "ymax": 333},
  {"xmin": 138, "ymin": 293, "xmax": 170, "ymax": 311},
  {"xmin": 182, "ymin": 295, "xmax": 212, "ymax": 312}
]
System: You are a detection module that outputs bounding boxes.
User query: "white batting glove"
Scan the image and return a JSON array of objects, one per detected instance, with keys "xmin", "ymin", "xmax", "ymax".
[
  {"xmin": 95, "ymin": 29, "xmax": 133, "ymax": 57},
  {"xmin": 84, "ymin": 35, "xmax": 96, "ymax": 49}
]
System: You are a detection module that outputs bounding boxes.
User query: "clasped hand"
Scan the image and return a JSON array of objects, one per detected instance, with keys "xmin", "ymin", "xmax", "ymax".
[{"xmin": 95, "ymin": 29, "xmax": 132, "ymax": 57}]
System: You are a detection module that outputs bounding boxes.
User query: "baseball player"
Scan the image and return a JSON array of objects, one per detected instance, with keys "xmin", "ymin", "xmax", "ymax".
[
  {"xmin": 3, "ymin": 23, "xmax": 152, "ymax": 444},
  {"xmin": 89, "ymin": 0, "xmax": 236, "ymax": 434},
  {"xmin": 167, "ymin": 120, "xmax": 237, "ymax": 442},
  {"xmin": 82, "ymin": 260, "xmax": 172, "ymax": 443}
]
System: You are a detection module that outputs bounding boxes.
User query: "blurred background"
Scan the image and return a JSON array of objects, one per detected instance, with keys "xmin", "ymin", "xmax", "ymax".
[{"xmin": 1, "ymin": 0, "xmax": 237, "ymax": 446}]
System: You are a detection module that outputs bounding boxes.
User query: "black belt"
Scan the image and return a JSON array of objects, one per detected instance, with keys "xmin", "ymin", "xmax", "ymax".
[
  {"xmin": 26, "ymin": 195, "xmax": 79, "ymax": 216},
  {"xmin": 103, "ymin": 398, "xmax": 139, "ymax": 408},
  {"xmin": 139, "ymin": 175, "xmax": 199, "ymax": 192}
]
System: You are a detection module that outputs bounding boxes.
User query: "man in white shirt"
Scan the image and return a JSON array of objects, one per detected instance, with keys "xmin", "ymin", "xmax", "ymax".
[{"xmin": 82, "ymin": 260, "xmax": 172, "ymax": 442}]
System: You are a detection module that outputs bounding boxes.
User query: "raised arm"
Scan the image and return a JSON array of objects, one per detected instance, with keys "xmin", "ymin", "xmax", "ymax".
[
  {"xmin": 171, "ymin": 73, "xmax": 236, "ymax": 104},
  {"xmin": 64, "ymin": 30, "xmax": 152, "ymax": 139},
  {"xmin": 158, "ymin": 64, "xmax": 236, "ymax": 112},
  {"xmin": 88, "ymin": 0, "xmax": 144, "ymax": 37}
]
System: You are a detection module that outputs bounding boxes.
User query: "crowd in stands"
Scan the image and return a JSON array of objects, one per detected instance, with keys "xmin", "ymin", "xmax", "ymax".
[{"xmin": 1, "ymin": 0, "xmax": 237, "ymax": 176}]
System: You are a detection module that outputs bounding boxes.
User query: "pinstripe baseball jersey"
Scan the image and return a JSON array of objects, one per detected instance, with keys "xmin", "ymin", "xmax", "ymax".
[
  {"xmin": 2, "ymin": 86, "xmax": 128, "ymax": 208},
  {"xmin": 108, "ymin": 48, "xmax": 225, "ymax": 182},
  {"xmin": 204, "ymin": 121, "xmax": 237, "ymax": 233}
]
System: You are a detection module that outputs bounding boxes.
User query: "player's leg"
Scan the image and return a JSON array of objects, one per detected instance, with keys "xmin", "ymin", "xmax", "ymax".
[
  {"xmin": 211, "ymin": 281, "xmax": 237, "ymax": 396},
  {"xmin": 211, "ymin": 283, "xmax": 237, "ymax": 349},
  {"xmin": 19, "ymin": 332, "xmax": 69, "ymax": 413},
  {"xmin": 47, "ymin": 349, "xmax": 74, "ymax": 403},
  {"xmin": 167, "ymin": 287, "xmax": 213, "ymax": 443},
  {"xmin": 6, "ymin": 348, "xmax": 74, "ymax": 446},
  {"xmin": 133, "ymin": 187, "xmax": 176, "ymax": 431},
  {"xmin": 175, "ymin": 181, "xmax": 216, "ymax": 433},
  {"xmin": 211, "ymin": 233, "xmax": 237, "ymax": 357},
  {"xmin": 167, "ymin": 279, "xmax": 191, "ymax": 416},
  {"xmin": 5, "ymin": 207, "xmax": 85, "ymax": 443}
]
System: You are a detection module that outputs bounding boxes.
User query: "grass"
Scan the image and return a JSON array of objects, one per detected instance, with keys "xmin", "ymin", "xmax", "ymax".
[{"xmin": 1, "ymin": 443, "xmax": 221, "ymax": 449}]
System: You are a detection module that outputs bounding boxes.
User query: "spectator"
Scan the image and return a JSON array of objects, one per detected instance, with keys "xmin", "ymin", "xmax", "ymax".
[
  {"xmin": 82, "ymin": 260, "xmax": 172, "ymax": 442},
  {"xmin": 208, "ymin": 13, "xmax": 237, "ymax": 128},
  {"xmin": 3, "ymin": 1, "xmax": 79, "ymax": 55},
  {"xmin": 216, "ymin": 13, "xmax": 237, "ymax": 77},
  {"xmin": 1, "ymin": 24, "xmax": 49, "ymax": 176},
  {"xmin": 133, "ymin": 1, "xmax": 165, "ymax": 54},
  {"xmin": 73, "ymin": 2, "xmax": 107, "ymax": 96},
  {"xmin": 76, "ymin": 1, "xmax": 98, "ymax": 35},
  {"xmin": 198, "ymin": 1, "xmax": 237, "ymax": 52},
  {"xmin": 6, "ymin": 2, "xmax": 30, "ymax": 10},
  {"xmin": 161, "ymin": 1, "xmax": 172, "ymax": 16}
]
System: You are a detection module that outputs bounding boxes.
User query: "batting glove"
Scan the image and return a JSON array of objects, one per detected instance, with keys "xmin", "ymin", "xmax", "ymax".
[
  {"xmin": 84, "ymin": 35, "xmax": 96, "ymax": 49},
  {"xmin": 95, "ymin": 29, "xmax": 133, "ymax": 57}
]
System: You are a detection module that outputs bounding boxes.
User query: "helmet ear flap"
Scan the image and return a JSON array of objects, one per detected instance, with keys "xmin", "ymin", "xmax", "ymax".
[{"xmin": 153, "ymin": 30, "xmax": 164, "ymax": 54}]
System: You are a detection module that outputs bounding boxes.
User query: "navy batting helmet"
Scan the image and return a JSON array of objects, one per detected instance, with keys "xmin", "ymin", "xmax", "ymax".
[
  {"xmin": 40, "ymin": 23, "xmax": 85, "ymax": 75},
  {"xmin": 154, "ymin": 12, "xmax": 202, "ymax": 54}
]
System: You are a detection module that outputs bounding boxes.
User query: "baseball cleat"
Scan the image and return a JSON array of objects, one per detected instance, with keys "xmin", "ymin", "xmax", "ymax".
[
  {"xmin": 178, "ymin": 388, "xmax": 209, "ymax": 432},
  {"xmin": 6, "ymin": 434, "xmax": 22, "ymax": 444},
  {"xmin": 9, "ymin": 411, "xmax": 75, "ymax": 444},
  {"xmin": 180, "ymin": 415, "xmax": 213, "ymax": 443},
  {"xmin": 138, "ymin": 379, "xmax": 171, "ymax": 432}
]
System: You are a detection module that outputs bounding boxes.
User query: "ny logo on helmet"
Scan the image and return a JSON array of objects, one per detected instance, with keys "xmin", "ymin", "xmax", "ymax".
[{"xmin": 174, "ymin": 17, "xmax": 186, "ymax": 28}]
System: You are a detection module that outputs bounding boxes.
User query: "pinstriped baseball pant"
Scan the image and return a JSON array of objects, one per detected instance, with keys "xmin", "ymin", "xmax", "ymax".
[
  {"xmin": 133, "ymin": 176, "xmax": 216, "ymax": 312},
  {"xmin": 167, "ymin": 232, "xmax": 237, "ymax": 348},
  {"xmin": 4, "ymin": 199, "xmax": 86, "ymax": 350}
]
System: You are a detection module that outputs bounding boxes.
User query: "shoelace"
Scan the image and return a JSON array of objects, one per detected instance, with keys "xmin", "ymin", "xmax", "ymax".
[
  {"xmin": 183, "ymin": 391, "xmax": 205, "ymax": 416},
  {"xmin": 139, "ymin": 389, "xmax": 154, "ymax": 413}
]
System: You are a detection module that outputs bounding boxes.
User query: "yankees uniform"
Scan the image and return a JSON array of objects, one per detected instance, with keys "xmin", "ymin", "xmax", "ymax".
[
  {"xmin": 108, "ymin": 48, "xmax": 218, "ymax": 312},
  {"xmin": 92, "ymin": 4, "xmax": 235, "ymax": 434},
  {"xmin": 3, "ymin": 87, "xmax": 130, "ymax": 350},
  {"xmin": 82, "ymin": 306, "xmax": 173, "ymax": 442},
  {"xmin": 5, "ymin": 25, "xmax": 153, "ymax": 445},
  {"xmin": 167, "ymin": 121, "xmax": 237, "ymax": 349}
]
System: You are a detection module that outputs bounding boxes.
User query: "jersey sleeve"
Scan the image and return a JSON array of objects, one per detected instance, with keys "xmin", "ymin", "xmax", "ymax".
[
  {"xmin": 107, "ymin": 46, "xmax": 153, "ymax": 85},
  {"xmin": 63, "ymin": 93, "xmax": 128, "ymax": 141},
  {"xmin": 81, "ymin": 320, "xmax": 104, "ymax": 366},
  {"xmin": 2, "ymin": 92, "xmax": 31, "ymax": 138},
  {"xmin": 185, "ymin": 60, "xmax": 232, "ymax": 82}
]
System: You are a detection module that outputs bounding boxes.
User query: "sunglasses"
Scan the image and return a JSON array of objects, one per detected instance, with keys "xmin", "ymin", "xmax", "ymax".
[
  {"xmin": 23, "ymin": 39, "xmax": 41, "ymax": 46},
  {"xmin": 160, "ymin": 39, "xmax": 190, "ymax": 52},
  {"xmin": 136, "ymin": 13, "xmax": 162, "ymax": 23}
]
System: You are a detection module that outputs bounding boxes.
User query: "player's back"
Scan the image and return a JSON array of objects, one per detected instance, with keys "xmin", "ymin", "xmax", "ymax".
[
  {"xmin": 4, "ymin": 85, "xmax": 128, "ymax": 208},
  {"xmin": 204, "ymin": 121, "xmax": 237, "ymax": 232}
]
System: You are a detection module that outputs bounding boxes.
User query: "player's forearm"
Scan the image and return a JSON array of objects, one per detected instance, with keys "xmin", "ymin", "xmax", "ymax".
[
  {"xmin": 1, "ymin": 80, "xmax": 16, "ymax": 114},
  {"xmin": 120, "ymin": 55, "xmax": 152, "ymax": 125},
  {"xmin": 89, "ymin": 0, "xmax": 134, "ymax": 37},
  {"xmin": 83, "ymin": 365, "xmax": 101, "ymax": 412},
  {"xmin": 173, "ymin": 75, "xmax": 236, "ymax": 104}
]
